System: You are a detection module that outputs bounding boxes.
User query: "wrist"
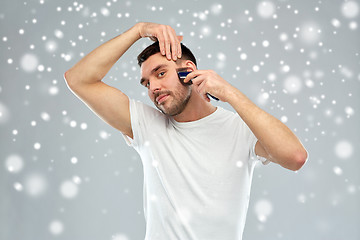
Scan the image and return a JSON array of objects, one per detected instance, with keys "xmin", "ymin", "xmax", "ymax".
[
  {"xmin": 223, "ymin": 85, "xmax": 238, "ymax": 103},
  {"xmin": 226, "ymin": 86, "xmax": 255, "ymax": 109},
  {"xmin": 133, "ymin": 22, "xmax": 144, "ymax": 39}
]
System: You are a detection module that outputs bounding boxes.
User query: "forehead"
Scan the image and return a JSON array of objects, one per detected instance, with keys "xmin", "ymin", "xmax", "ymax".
[{"xmin": 140, "ymin": 53, "xmax": 177, "ymax": 77}]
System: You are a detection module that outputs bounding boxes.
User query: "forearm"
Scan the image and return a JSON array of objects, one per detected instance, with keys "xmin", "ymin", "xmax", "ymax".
[
  {"xmin": 173, "ymin": 54, "xmax": 307, "ymax": 169},
  {"xmin": 226, "ymin": 87, "xmax": 307, "ymax": 166},
  {"xmin": 64, "ymin": 23, "xmax": 142, "ymax": 85}
]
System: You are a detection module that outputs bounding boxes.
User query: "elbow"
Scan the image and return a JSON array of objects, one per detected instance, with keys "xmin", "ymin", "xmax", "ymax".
[
  {"xmin": 290, "ymin": 149, "xmax": 308, "ymax": 171},
  {"xmin": 64, "ymin": 69, "xmax": 70, "ymax": 81},
  {"xmin": 64, "ymin": 70, "xmax": 71, "ymax": 84},
  {"xmin": 63, "ymin": 70, "xmax": 76, "ymax": 89}
]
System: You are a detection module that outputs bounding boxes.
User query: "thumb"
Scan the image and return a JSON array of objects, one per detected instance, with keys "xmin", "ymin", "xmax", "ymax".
[
  {"xmin": 177, "ymin": 35, "xmax": 183, "ymax": 42},
  {"xmin": 149, "ymin": 36, "xmax": 158, "ymax": 41}
]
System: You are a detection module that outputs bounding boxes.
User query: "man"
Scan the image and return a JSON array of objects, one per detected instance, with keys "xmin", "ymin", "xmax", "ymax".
[{"xmin": 64, "ymin": 22, "xmax": 308, "ymax": 240}]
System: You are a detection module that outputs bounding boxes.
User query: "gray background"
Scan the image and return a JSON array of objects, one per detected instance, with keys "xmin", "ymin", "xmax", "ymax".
[{"xmin": 1, "ymin": 0, "xmax": 359, "ymax": 239}]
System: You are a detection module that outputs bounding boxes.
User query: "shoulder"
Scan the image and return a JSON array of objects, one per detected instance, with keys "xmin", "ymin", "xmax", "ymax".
[
  {"xmin": 216, "ymin": 106, "xmax": 240, "ymax": 122},
  {"xmin": 130, "ymin": 99, "xmax": 161, "ymax": 115},
  {"xmin": 129, "ymin": 99, "xmax": 167, "ymax": 124}
]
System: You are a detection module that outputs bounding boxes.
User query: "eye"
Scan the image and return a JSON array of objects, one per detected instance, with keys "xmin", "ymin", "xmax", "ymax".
[
  {"xmin": 158, "ymin": 71, "xmax": 165, "ymax": 77},
  {"xmin": 141, "ymin": 80, "xmax": 150, "ymax": 88}
]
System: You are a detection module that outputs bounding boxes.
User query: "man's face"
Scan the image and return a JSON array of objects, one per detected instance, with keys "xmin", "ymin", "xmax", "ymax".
[{"xmin": 140, "ymin": 53, "xmax": 192, "ymax": 116}]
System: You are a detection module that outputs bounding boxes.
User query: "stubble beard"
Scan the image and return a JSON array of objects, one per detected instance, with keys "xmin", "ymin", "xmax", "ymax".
[{"xmin": 155, "ymin": 86, "xmax": 192, "ymax": 116}]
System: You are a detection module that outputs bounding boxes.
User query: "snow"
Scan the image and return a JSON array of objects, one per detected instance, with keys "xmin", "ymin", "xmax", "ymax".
[
  {"xmin": 25, "ymin": 173, "xmax": 47, "ymax": 197},
  {"xmin": 341, "ymin": 1, "xmax": 359, "ymax": 18},
  {"xmin": 5, "ymin": 154, "xmax": 24, "ymax": 173},
  {"xmin": 335, "ymin": 140, "xmax": 354, "ymax": 159},
  {"xmin": 1, "ymin": 0, "xmax": 359, "ymax": 239},
  {"xmin": 60, "ymin": 180, "xmax": 79, "ymax": 199},
  {"xmin": 20, "ymin": 53, "xmax": 39, "ymax": 72},
  {"xmin": 257, "ymin": 1, "xmax": 276, "ymax": 19},
  {"xmin": 254, "ymin": 199, "xmax": 273, "ymax": 222},
  {"xmin": 49, "ymin": 220, "xmax": 64, "ymax": 235},
  {"xmin": 283, "ymin": 75, "xmax": 302, "ymax": 94}
]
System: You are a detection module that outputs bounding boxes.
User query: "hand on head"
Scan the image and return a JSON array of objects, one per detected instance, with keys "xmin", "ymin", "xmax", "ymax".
[{"xmin": 137, "ymin": 22, "xmax": 183, "ymax": 61}]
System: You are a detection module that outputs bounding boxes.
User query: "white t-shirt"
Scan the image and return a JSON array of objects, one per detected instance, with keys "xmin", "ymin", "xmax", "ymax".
[{"xmin": 123, "ymin": 99, "xmax": 269, "ymax": 240}]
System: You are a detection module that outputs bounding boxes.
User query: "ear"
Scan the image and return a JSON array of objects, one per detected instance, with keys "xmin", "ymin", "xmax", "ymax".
[{"xmin": 184, "ymin": 60, "xmax": 197, "ymax": 71}]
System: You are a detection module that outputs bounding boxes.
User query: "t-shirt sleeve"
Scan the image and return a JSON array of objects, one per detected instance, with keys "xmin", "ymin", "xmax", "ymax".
[
  {"xmin": 243, "ymin": 119, "xmax": 271, "ymax": 165},
  {"xmin": 121, "ymin": 99, "xmax": 147, "ymax": 149},
  {"xmin": 250, "ymin": 136, "xmax": 271, "ymax": 165},
  {"xmin": 121, "ymin": 99, "xmax": 161, "ymax": 149},
  {"xmin": 121, "ymin": 99, "xmax": 136, "ymax": 147}
]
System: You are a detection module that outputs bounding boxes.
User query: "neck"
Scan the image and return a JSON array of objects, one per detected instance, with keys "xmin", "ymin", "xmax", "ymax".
[{"xmin": 172, "ymin": 92, "xmax": 217, "ymax": 122}]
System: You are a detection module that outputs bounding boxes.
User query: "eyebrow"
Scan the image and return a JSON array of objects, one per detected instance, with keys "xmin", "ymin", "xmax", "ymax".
[
  {"xmin": 176, "ymin": 67, "xmax": 188, "ymax": 72},
  {"xmin": 140, "ymin": 64, "xmax": 168, "ymax": 85}
]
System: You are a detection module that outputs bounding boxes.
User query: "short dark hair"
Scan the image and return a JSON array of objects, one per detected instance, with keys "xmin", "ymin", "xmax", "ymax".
[{"xmin": 137, "ymin": 41, "xmax": 197, "ymax": 67}]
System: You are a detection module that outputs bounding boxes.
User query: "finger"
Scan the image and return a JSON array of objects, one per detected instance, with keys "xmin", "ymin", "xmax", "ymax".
[
  {"xmin": 162, "ymin": 29, "xmax": 172, "ymax": 60},
  {"xmin": 156, "ymin": 34, "xmax": 166, "ymax": 56},
  {"xmin": 167, "ymin": 26, "xmax": 180, "ymax": 61},
  {"xmin": 168, "ymin": 27, "xmax": 180, "ymax": 61},
  {"xmin": 167, "ymin": 29, "xmax": 178, "ymax": 61},
  {"xmin": 183, "ymin": 70, "xmax": 205, "ymax": 83},
  {"xmin": 197, "ymin": 80, "xmax": 211, "ymax": 102},
  {"xmin": 150, "ymin": 36, "xmax": 158, "ymax": 41},
  {"xmin": 183, "ymin": 74, "xmax": 195, "ymax": 84},
  {"xmin": 183, "ymin": 71, "xmax": 197, "ymax": 83},
  {"xmin": 191, "ymin": 75, "xmax": 205, "ymax": 86},
  {"xmin": 177, "ymin": 36, "xmax": 183, "ymax": 58}
]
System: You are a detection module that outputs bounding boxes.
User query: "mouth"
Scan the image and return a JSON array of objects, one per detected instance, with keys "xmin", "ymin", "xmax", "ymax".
[{"xmin": 156, "ymin": 94, "xmax": 170, "ymax": 104}]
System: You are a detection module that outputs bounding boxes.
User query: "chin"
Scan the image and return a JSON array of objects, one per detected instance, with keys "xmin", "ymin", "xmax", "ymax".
[
  {"xmin": 156, "ymin": 102, "xmax": 182, "ymax": 116},
  {"xmin": 155, "ymin": 87, "xmax": 192, "ymax": 116}
]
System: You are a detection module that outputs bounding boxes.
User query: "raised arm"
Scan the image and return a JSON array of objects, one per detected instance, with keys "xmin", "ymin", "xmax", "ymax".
[
  {"xmin": 183, "ymin": 70, "xmax": 308, "ymax": 171},
  {"xmin": 64, "ymin": 22, "xmax": 182, "ymax": 138}
]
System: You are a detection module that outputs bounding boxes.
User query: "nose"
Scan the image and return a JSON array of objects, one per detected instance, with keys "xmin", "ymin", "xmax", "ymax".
[{"xmin": 149, "ymin": 79, "xmax": 161, "ymax": 93}]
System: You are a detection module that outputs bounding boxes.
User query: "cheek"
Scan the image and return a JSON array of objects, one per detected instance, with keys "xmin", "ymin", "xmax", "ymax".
[
  {"xmin": 174, "ymin": 82, "xmax": 186, "ymax": 93},
  {"xmin": 169, "ymin": 75, "xmax": 181, "ymax": 87},
  {"xmin": 148, "ymin": 89, "xmax": 154, "ymax": 100}
]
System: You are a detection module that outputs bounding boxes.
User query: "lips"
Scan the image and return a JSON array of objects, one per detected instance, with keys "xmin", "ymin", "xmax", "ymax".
[{"xmin": 156, "ymin": 94, "xmax": 170, "ymax": 104}]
